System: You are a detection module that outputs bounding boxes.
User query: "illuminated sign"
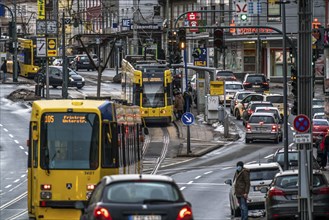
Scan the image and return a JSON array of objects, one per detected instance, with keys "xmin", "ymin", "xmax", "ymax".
[
  {"xmin": 38, "ymin": 0, "xmax": 45, "ymax": 19},
  {"xmin": 44, "ymin": 115, "xmax": 87, "ymax": 123},
  {"xmin": 237, "ymin": 28, "xmax": 274, "ymax": 35}
]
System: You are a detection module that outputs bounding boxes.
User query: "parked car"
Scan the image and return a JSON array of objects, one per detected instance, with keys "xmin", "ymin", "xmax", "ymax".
[
  {"xmin": 242, "ymin": 101, "xmax": 273, "ymax": 124},
  {"xmin": 225, "ymin": 162, "xmax": 283, "ymax": 217},
  {"xmin": 215, "ymin": 70, "xmax": 237, "ymax": 81},
  {"xmin": 262, "ymin": 169, "xmax": 329, "ymax": 220},
  {"xmin": 76, "ymin": 174, "xmax": 194, "ymax": 220},
  {"xmin": 74, "ymin": 54, "xmax": 99, "ymax": 71},
  {"xmin": 242, "ymin": 73, "xmax": 269, "ymax": 93},
  {"xmin": 245, "ymin": 112, "xmax": 282, "ymax": 143},
  {"xmin": 52, "ymin": 56, "xmax": 76, "ymax": 69},
  {"xmin": 34, "ymin": 66, "xmax": 85, "ymax": 89},
  {"xmin": 230, "ymin": 91, "xmax": 256, "ymax": 114},
  {"xmin": 220, "ymin": 81, "xmax": 244, "ymax": 105},
  {"xmin": 312, "ymin": 119, "xmax": 329, "ymax": 142},
  {"xmin": 269, "ymin": 146, "xmax": 320, "ymax": 170},
  {"xmin": 233, "ymin": 93, "xmax": 265, "ymax": 120}
]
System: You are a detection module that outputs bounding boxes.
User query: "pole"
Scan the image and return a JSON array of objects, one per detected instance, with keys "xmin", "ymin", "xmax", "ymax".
[
  {"xmin": 256, "ymin": 11, "xmax": 261, "ymax": 73},
  {"xmin": 184, "ymin": 48, "xmax": 191, "ymax": 154},
  {"xmin": 96, "ymin": 37, "xmax": 101, "ymax": 98},
  {"xmin": 62, "ymin": 12, "xmax": 68, "ymax": 99},
  {"xmin": 133, "ymin": 0, "xmax": 138, "ymax": 54},
  {"xmin": 298, "ymin": 0, "xmax": 313, "ymax": 219},
  {"xmin": 282, "ymin": 1, "xmax": 289, "ymax": 171},
  {"xmin": 13, "ymin": 0, "xmax": 18, "ymax": 82}
]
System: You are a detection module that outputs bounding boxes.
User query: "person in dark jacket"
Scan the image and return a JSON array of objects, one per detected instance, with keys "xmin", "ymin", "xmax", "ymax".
[
  {"xmin": 233, "ymin": 161, "xmax": 250, "ymax": 220},
  {"xmin": 1, "ymin": 60, "xmax": 7, "ymax": 81}
]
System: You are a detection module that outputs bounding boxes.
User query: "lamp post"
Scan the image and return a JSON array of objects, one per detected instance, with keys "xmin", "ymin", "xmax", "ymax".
[{"xmin": 13, "ymin": 0, "xmax": 18, "ymax": 82}]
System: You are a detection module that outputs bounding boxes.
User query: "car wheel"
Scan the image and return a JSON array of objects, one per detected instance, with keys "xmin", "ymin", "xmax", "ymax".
[
  {"xmin": 52, "ymin": 85, "xmax": 58, "ymax": 89},
  {"xmin": 245, "ymin": 138, "xmax": 250, "ymax": 144},
  {"xmin": 76, "ymin": 67, "xmax": 79, "ymax": 71},
  {"xmin": 77, "ymin": 86, "xmax": 83, "ymax": 89},
  {"xmin": 235, "ymin": 109, "xmax": 241, "ymax": 120}
]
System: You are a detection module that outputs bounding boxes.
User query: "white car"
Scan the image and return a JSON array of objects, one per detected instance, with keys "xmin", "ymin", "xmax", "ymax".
[
  {"xmin": 225, "ymin": 162, "xmax": 283, "ymax": 217},
  {"xmin": 313, "ymin": 112, "xmax": 327, "ymax": 120},
  {"xmin": 220, "ymin": 81, "xmax": 244, "ymax": 105},
  {"xmin": 230, "ymin": 91, "xmax": 256, "ymax": 114},
  {"xmin": 52, "ymin": 58, "xmax": 63, "ymax": 66}
]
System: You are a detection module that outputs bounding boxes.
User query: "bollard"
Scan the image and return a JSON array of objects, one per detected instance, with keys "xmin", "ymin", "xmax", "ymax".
[{"xmin": 218, "ymin": 105, "xmax": 224, "ymax": 123}]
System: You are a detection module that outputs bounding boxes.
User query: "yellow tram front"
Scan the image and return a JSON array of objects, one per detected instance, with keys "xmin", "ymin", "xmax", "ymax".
[{"xmin": 27, "ymin": 100, "xmax": 143, "ymax": 219}]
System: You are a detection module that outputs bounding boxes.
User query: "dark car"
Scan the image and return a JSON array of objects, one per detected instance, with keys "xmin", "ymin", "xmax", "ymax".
[
  {"xmin": 76, "ymin": 174, "xmax": 194, "ymax": 220},
  {"xmin": 242, "ymin": 101, "xmax": 273, "ymax": 124},
  {"xmin": 74, "ymin": 54, "xmax": 98, "ymax": 71},
  {"xmin": 242, "ymin": 73, "xmax": 269, "ymax": 93},
  {"xmin": 269, "ymin": 146, "xmax": 320, "ymax": 170},
  {"xmin": 215, "ymin": 70, "xmax": 237, "ymax": 81},
  {"xmin": 34, "ymin": 66, "xmax": 85, "ymax": 89},
  {"xmin": 263, "ymin": 170, "xmax": 329, "ymax": 220}
]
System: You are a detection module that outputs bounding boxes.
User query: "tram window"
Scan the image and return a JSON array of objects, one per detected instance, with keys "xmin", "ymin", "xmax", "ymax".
[
  {"xmin": 40, "ymin": 113, "xmax": 99, "ymax": 170},
  {"xmin": 102, "ymin": 122, "xmax": 118, "ymax": 168}
]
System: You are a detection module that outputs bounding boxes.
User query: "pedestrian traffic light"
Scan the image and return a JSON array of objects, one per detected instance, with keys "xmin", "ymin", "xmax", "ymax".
[
  {"xmin": 178, "ymin": 28, "xmax": 186, "ymax": 50},
  {"xmin": 214, "ymin": 28, "xmax": 224, "ymax": 49},
  {"xmin": 192, "ymin": 48, "xmax": 201, "ymax": 58},
  {"xmin": 167, "ymin": 30, "xmax": 178, "ymax": 66},
  {"xmin": 291, "ymin": 100, "xmax": 298, "ymax": 115}
]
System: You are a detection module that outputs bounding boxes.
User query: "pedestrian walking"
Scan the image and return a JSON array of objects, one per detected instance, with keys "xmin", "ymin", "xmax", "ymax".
[
  {"xmin": 174, "ymin": 92, "xmax": 184, "ymax": 120},
  {"xmin": 324, "ymin": 130, "xmax": 329, "ymax": 169},
  {"xmin": 1, "ymin": 60, "xmax": 7, "ymax": 82},
  {"xmin": 233, "ymin": 161, "xmax": 250, "ymax": 220},
  {"xmin": 316, "ymin": 134, "xmax": 327, "ymax": 170}
]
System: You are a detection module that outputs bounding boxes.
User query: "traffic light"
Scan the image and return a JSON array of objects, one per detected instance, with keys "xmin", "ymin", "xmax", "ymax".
[
  {"xmin": 178, "ymin": 28, "xmax": 186, "ymax": 50},
  {"xmin": 240, "ymin": 14, "xmax": 248, "ymax": 21},
  {"xmin": 167, "ymin": 30, "xmax": 180, "ymax": 66},
  {"xmin": 8, "ymin": 22, "xmax": 14, "ymax": 38},
  {"xmin": 290, "ymin": 66, "xmax": 298, "ymax": 115},
  {"xmin": 214, "ymin": 28, "xmax": 224, "ymax": 49}
]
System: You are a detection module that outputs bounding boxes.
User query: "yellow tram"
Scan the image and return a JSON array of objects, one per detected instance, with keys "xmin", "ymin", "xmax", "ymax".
[
  {"xmin": 27, "ymin": 99, "xmax": 143, "ymax": 219},
  {"xmin": 121, "ymin": 55, "xmax": 174, "ymax": 124}
]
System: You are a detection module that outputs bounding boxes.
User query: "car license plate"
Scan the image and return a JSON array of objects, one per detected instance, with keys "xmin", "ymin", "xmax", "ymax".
[
  {"xmin": 291, "ymin": 195, "xmax": 298, "ymax": 200},
  {"xmin": 129, "ymin": 215, "xmax": 161, "ymax": 220},
  {"xmin": 83, "ymin": 62, "xmax": 89, "ymax": 64},
  {"xmin": 254, "ymin": 186, "xmax": 262, "ymax": 191},
  {"xmin": 253, "ymin": 85, "xmax": 260, "ymax": 88},
  {"xmin": 256, "ymin": 127, "xmax": 266, "ymax": 131}
]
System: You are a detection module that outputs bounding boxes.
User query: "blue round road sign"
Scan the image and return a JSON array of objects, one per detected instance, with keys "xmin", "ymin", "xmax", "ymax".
[
  {"xmin": 293, "ymin": 114, "xmax": 310, "ymax": 133},
  {"xmin": 181, "ymin": 112, "xmax": 195, "ymax": 125}
]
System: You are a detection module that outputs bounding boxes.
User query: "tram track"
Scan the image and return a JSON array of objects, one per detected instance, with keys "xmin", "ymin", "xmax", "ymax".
[{"xmin": 143, "ymin": 127, "xmax": 170, "ymax": 174}]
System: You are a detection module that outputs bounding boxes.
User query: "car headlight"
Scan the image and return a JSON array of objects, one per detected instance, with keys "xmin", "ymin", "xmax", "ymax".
[
  {"xmin": 69, "ymin": 77, "xmax": 73, "ymax": 82},
  {"xmin": 81, "ymin": 77, "xmax": 85, "ymax": 82}
]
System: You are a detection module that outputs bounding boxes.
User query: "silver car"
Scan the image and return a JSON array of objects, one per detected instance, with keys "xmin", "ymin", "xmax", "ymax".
[
  {"xmin": 225, "ymin": 162, "xmax": 283, "ymax": 217},
  {"xmin": 245, "ymin": 112, "xmax": 282, "ymax": 144}
]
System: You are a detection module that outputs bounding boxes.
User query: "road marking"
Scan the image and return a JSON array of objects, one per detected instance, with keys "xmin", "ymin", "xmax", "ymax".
[
  {"xmin": 187, "ymin": 181, "xmax": 193, "ymax": 184},
  {"xmin": 221, "ymin": 166, "xmax": 233, "ymax": 170},
  {"xmin": 5, "ymin": 185, "xmax": 12, "ymax": 189},
  {"xmin": 19, "ymin": 146, "xmax": 24, "ymax": 150},
  {"xmin": 14, "ymin": 140, "xmax": 19, "ymax": 144},
  {"xmin": 180, "ymin": 186, "xmax": 186, "ymax": 190},
  {"xmin": 264, "ymin": 154, "xmax": 273, "ymax": 159},
  {"xmin": 9, "ymin": 134, "xmax": 13, "ymax": 138},
  {"xmin": 3, "ymin": 128, "xmax": 8, "ymax": 132},
  {"xmin": 204, "ymin": 171, "xmax": 213, "ymax": 174},
  {"xmin": 13, "ymin": 179, "xmax": 19, "ymax": 183},
  {"xmin": 246, "ymin": 161, "xmax": 257, "ymax": 164},
  {"xmin": 195, "ymin": 176, "xmax": 201, "ymax": 179},
  {"xmin": 25, "ymin": 151, "xmax": 28, "ymax": 155}
]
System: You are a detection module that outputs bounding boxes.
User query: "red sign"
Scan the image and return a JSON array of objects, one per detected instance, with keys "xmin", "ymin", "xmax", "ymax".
[
  {"xmin": 187, "ymin": 12, "xmax": 200, "ymax": 21},
  {"xmin": 293, "ymin": 114, "xmax": 311, "ymax": 133},
  {"xmin": 189, "ymin": 20, "xmax": 198, "ymax": 32}
]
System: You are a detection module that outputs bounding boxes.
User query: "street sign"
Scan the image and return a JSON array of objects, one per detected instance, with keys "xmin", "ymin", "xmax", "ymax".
[
  {"xmin": 181, "ymin": 112, "xmax": 194, "ymax": 125},
  {"xmin": 47, "ymin": 38, "xmax": 57, "ymax": 57},
  {"xmin": 293, "ymin": 114, "xmax": 310, "ymax": 133},
  {"xmin": 122, "ymin": 19, "xmax": 131, "ymax": 27},
  {"xmin": 193, "ymin": 47, "xmax": 207, "ymax": 66},
  {"xmin": 294, "ymin": 133, "xmax": 312, "ymax": 144},
  {"xmin": 36, "ymin": 37, "xmax": 46, "ymax": 57},
  {"xmin": 64, "ymin": 18, "xmax": 71, "ymax": 24}
]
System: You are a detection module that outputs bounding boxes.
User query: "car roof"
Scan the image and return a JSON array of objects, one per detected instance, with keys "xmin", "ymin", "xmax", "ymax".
[
  {"xmin": 313, "ymin": 119, "xmax": 328, "ymax": 123},
  {"xmin": 250, "ymin": 112, "xmax": 276, "ymax": 117},
  {"xmin": 103, "ymin": 174, "xmax": 175, "ymax": 185},
  {"xmin": 255, "ymin": 106, "xmax": 279, "ymax": 111},
  {"xmin": 225, "ymin": 81, "xmax": 242, "ymax": 84},
  {"xmin": 314, "ymin": 112, "xmax": 325, "ymax": 116},
  {"xmin": 276, "ymin": 146, "xmax": 298, "ymax": 153},
  {"xmin": 249, "ymin": 101, "xmax": 272, "ymax": 105},
  {"xmin": 275, "ymin": 169, "xmax": 324, "ymax": 177},
  {"xmin": 244, "ymin": 162, "xmax": 282, "ymax": 170}
]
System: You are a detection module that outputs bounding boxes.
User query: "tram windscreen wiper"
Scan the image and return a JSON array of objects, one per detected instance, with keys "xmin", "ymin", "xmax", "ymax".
[{"xmin": 44, "ymin": 147, "xmax": 51, "ymax": 174}]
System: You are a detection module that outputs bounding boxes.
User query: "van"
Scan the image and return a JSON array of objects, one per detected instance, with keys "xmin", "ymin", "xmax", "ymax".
[{"xmin": 265, "ymin": 94, "xmax": 285, "ymax": 118}]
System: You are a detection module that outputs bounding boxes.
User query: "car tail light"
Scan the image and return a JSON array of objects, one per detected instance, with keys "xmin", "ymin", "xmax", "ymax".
[
  {"xmin": 176, "ymin": 205, "xmax": 193, "ymax": 220},
  {"xmin": 246, "ymin": 124, "xmax": 251, "ymax": 131},
  {"xmin": 243, "ymin": 82, "xmax": 251, "ymax": 86},
  {"xmin": 314, "ymin": 187, "xmax": 329, "ymax": 195},
  {"xmin": 272, "ymin": 125, "xmax": 277, "ymax": 132},
  {"xmin": 247, "ymin": 109, "xmax": 254, "ymax": 115},
  {"xmin": 232, "ymin": 76, "xmax": 237, "ymax": 81},
  {"xmin": 262, "ymin": 82, "xmax": 269, "ymax": 86},
  {"xmin": 87, "ymin": 184, "xmax": 96, "ymax": 191},
  {"xmin": 268, "ymin": 187, "xmax": 285, "ymax": 197},
  {"xmin": 94, "ymin": 207, "xmax": 112, "ymax": 220}
]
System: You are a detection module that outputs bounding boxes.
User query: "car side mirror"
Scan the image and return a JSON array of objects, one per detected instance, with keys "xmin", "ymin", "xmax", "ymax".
[{"xmin": 224, "ymin": 179, "xmax": 232, "ymax": 186}]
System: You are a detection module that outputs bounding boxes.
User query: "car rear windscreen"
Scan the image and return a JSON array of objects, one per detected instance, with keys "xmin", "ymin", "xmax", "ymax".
[
  {"xmin": 250, "ymin": 168, "xmax": 280, "ymax": 181},
  {"xmin": 266, "ymin": 96, "xmax": 283, "ymax": 103}
]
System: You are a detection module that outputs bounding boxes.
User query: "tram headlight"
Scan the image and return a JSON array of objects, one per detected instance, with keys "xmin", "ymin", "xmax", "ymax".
[
  {"xmin": 41, "ymin": 184, "xmax": 52, "ymax": 190},
  {"xmin": 160, "ymin": 109, "xmax": 166, "ymax": 114},
  {"xmin": 40, "ymin": 191, "xmax": 52, "ymax": 199}
]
